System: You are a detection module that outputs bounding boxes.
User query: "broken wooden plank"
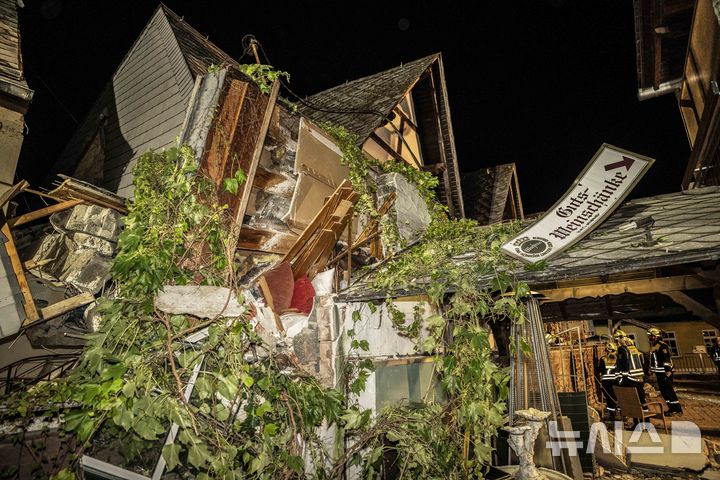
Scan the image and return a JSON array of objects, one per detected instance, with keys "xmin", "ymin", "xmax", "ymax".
[
  {"xmin": 253, "ymin": 167, "xmax": 294, "ymax": 196},
  {"xmin": 23, "ymin": 258, "xmax": 55, "ymax": 270},
  {"xmin": 1, "ymin": 217, "xmax": 39, "ymax": 323},
  {"xmin": 293, "ymin": 229, "xmax": 335, "ymax": 280},
  {"xmin": 258, "ymin": 276, "xmax": 285, "ymax": 333},
  {"xmin": 40, "ymin": 292, "xmax": 95, "ymax": 321},
  {"xmin": 538, "ymin": 274, "xmax": 714, "ymax": 302},
  {"xmin": 0, "ymin": 180, "xmax": 29, "ymax": 212},
  {"xmin": 8, "ymin": 198, "xmax": 84, "ymax": 227},
  {"xmin": 236, "ymin": 226, "xmax": 297, "ymax": 254},
  {"xmin": 345, "ymin": 211, "xmax": 353, "ymax": 284},
  {"xmin": 232, "ymin": 80, "xmax": 281, "ymax": 227},
  {"xmin": 281, "ymin": 179, "xmax": 351, "ymax": 263},
  {"xmin": 330, "ymin": 199, "xmax": 353, "ymax": 222},
  {"xmin": 202, "ymin": 79, "xmax": 249, "ymax": 183}
]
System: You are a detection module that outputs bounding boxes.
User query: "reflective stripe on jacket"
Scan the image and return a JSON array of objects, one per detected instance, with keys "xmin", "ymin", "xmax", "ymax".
[{"xmin": 650, "ymin": 341, "xmax": 673, "ymax": 373}]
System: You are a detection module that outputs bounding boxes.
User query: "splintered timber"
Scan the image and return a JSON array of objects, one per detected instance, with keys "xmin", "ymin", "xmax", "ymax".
[{"xmin": 549, "ymin": 171, "xmax": 628, "ymax": 241}]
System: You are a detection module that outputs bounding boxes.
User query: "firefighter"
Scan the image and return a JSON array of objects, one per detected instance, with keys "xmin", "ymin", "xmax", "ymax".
[
  {"xmin": 648, "ymin": 327, "xmax": 683, "ymax": 415},
  {"xmin": 545, "ymin": 333, "xmax": 561, "ymax": 346},
  {"xmin": 597, "ymin": 341, "xmax": 619, "ymax": 419},
  {"xmin": 614, "ymin": 329, "xmax": 647, "ymax": 406},
  {"xmin": 709, "ymin": 337, "xmax": 720, "ymax": 376}
]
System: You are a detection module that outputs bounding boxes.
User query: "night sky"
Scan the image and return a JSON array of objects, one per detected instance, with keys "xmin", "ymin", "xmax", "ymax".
[{"xmin": 16, "ymin": 0, "xmax": 690, "ymax": 213}]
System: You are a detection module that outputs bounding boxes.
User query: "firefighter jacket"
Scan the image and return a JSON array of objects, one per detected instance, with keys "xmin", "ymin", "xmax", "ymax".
[
  {"xmin": 650, "ymin": 340, "xmax": 673, "ymax": 374},
  {"xmin": 709, "ymin": 344, "xmax": 720, "ymax": 363},
  {"xmin": 597, "ymin": 355, "xmax": 618, "ymax": 381},
  {"xmin": 616, "ymin": 344, "xmax": 644, "ymax": 382}
]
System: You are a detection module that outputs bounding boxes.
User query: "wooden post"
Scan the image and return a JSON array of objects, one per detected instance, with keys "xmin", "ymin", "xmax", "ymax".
[
  {"xmin": 39, "ymin": 292, "xmax": 95, "ymax": 322},
  {"xmin": 229, "ymin": 80, "xmax": 281, "ymax": 250},
  {"xmin": 8, "ymin": 198, "xmax": 83, "ymax": 227},
  {"xmin": 345, "ymin": 211, "xmax": 353, "ymax": 285},
  {"xmin": 0, "ymin": 218, "xmax": 39, "ymax": 323}
]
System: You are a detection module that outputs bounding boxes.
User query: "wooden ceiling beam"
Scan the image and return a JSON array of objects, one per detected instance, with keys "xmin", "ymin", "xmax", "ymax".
[
  {"xmin": 663, "ymin": 291, "xmax": 720, "ymax": 330},
  {"xmin": 538, "ymin": 274, "xmax": 715, "ymax": 302}
]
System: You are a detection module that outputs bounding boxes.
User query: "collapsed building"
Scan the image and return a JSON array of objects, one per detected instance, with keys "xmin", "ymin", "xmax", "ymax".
[
  {"xmin": 11, "ymin": 3, "xmax": 719, "ymax": 479},
  {"xmin": 0, "ymin": 5, "xmax": 527, "ymax": 478}
]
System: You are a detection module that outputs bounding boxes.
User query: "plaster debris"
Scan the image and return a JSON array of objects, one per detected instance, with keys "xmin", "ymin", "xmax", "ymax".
[{"xmin": 155, "ymin": 285, "xmax": 247, "ymax": 318}]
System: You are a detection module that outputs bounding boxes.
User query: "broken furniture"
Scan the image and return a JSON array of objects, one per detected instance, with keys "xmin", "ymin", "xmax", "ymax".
[
  {"xmin": 613, "ymin": 386, "xmax": 668, "ymax": 433},
  {"xmin": 282, "ymin": 179, "xmax": 359, "ymax": 281},
  {"xmin": 0, "ymin": 177, "xmax": 126, "ymax": 339}
]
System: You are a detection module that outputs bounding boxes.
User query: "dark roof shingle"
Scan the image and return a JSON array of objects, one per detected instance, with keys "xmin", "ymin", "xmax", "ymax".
[
  {"xmin": 340, "ymin": 186, "xmax": 720, "ymax": 300},
  {"xmin": 298, "ymin": 54, "xmax": 438, "ymax": 142},
  {"xmin": 0, "ymin": 0, "xmax": 32, "ymax": 101}
]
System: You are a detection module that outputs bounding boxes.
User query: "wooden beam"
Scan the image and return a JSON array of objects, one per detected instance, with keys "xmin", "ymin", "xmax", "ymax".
[
  {"xmin": 281, "ymin": 179, "xmax": 351, "ymax": 263},
  {"xmin": 0, "ymin": 180, "xmax": 29, "ymax": 212},
  {"xmin": 392, "ymin": 106, "xmax": 419, "ymax": 131},
  {"xmin": 252, "ymin": 167, "xmax": 293, "ymax": 196},
  {"xmin": 426, "ymin": 69, "xmax": 455, "ymax": 218},
  {"xmin": 8, "ymin": 199, "xmax": 83, "ymax": 227},
  {"xmin": 39, "ymin": 292, "xmax": 95, "ymax": 322},
  {"xmin": 369, "ymin": 132, "xmax": 406, "ymax": 164},
  {"xmin": 233, "ymin": 80, "xmax": 280, "ymax": 227},
  {"xmin": 663, "ymin": 291, "xmax": 720, "ymax": 330},
  {"xmin": 1, "ymin": 216, "xmax": 39, "ymax": 323},
  {"xmin": 257, "ymin": 276, "xmax": 285, "ymax": 333},
  {"xmin": 236, "ymin": 226, "xmax": 297, "ymax": 254},
  {"xmin": 23, "ymin": 258, "xmax": 55, "ymax": 270},
  {"xmin": 511, "ymin": 164, "xmax": 524, "ymax": 220},
  {"xmin": 538, "ymin": 274, "xmax": 715, "ymax": 303},
  {"xmin": 345, "ymin": 211, "xmax": 352, "ymax": 284}
]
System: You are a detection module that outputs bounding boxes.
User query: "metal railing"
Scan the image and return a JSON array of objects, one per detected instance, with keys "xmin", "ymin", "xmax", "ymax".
[
  {"xmin": 671, "ymin": 353, "xmax": 717, "ymax": 374},
  {"xmin": 0, "ymin": 354, "xmax": 80, "ymax": 396}
]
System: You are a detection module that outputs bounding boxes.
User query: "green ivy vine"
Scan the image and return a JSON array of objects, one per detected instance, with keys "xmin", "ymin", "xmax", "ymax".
[
  {"xmin": 2, "ymin": 147, "xmax": 351, "ymax": 479},
  {"xmin": 2, "ymin": 140, "xmax": 537, "ymax": 479},
  {"xmin": 332, "ymin": 218, "xmax": 530, "ymax": 478},
  {"xmin": 237, "ymin": 64, "xmax": 290, "ymax": 95}
]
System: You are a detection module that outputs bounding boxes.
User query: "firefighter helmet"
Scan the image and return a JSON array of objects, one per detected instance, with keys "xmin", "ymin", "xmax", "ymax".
[
  {"xmin": 605, "ymin": 342, "xmax": 618, "ymax": 353},
  {"xmin": 613, "ymin": 329, "xmax": 627, "ymax": 340},
  {"xmin": 647, "ymin": 327, "xmax": 663, "ymax": 338}
]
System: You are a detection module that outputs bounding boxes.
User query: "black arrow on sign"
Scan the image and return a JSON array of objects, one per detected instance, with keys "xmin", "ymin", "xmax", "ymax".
[{"xmin": 604, "ymin": 156, "xmax": 635, "ymax": 172}]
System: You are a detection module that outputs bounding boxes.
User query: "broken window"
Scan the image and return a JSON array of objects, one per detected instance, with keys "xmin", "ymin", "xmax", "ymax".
[{"xmin": 374, "ymin": 358, "xmax": 445, "ymax": 410}]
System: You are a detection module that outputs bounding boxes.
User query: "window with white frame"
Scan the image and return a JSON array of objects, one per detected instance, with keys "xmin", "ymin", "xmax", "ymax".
[
  {"xmin": 703, "ymin": 330, "xmax": 718, "ymax": 349},
  {"xmin": 662, "ymin": 331, "xmax": 680, "ymax": 356}
]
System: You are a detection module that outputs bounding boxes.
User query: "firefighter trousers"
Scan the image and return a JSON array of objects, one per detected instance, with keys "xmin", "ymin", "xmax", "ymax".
[
  {"xmin": 601, "ymin": 380, "xmax": 617, "ymax": 413},
  {"xmin": 655, "ymin": 373, "xmax": 682, "ymax": 413}
]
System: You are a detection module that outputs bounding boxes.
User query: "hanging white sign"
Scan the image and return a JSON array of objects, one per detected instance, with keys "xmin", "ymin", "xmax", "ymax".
[{"xmin": 501, "ymin": 144, "xmax": 654, "ymax": 263}]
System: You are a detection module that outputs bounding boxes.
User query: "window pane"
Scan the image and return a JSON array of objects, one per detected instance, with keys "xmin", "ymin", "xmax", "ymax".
[{"xmin": 375, "ymin": 361, "xmax": 446, "ymax": 410}]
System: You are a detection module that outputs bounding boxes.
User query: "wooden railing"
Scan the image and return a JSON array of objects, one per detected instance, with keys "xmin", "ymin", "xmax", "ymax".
[
  {"xmin": 0, "ymin": 354, "xmax": 80, "ymax": 396},
  {"xmin": 671, "ymin": 353, "xmax": 717, "ymax": 374}
]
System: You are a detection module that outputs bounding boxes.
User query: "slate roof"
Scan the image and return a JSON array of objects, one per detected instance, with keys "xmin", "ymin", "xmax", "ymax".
[
  {"xmin": 0, "ymin": 0, "xmax": 32, "ymax": 102},
  {"xmin": 298, "ymin": 54, "xmax": 438, "ymax": 143},
  {"xmin": 52, "ymin": 4, "xmax": 242, "ymax": 198},
  {"xmin": 339, "ymin": 186, "xmax": 720, "ymax": 301},
  {"xmin": 160, "ymin": 4, "xmax": 240, "ymax": 75}
]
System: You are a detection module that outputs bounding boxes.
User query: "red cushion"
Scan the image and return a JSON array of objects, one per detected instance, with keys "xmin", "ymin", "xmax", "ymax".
[
  {"xmin": 262, "ymin": 261, "xmax": 294, "ymax": 313},
  {"xmin": 290, "ymin": 275, "xmax": 315, "ymax": 314}
]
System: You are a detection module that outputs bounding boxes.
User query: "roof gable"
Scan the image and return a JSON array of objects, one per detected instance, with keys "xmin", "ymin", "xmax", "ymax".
[
  {"xmin": 160, "ymin": 4, "xmax": 240, "ymax": 76},
  {"xmin": 298, "ymin": 54, "xmax": 438, "ymax": 142}
]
